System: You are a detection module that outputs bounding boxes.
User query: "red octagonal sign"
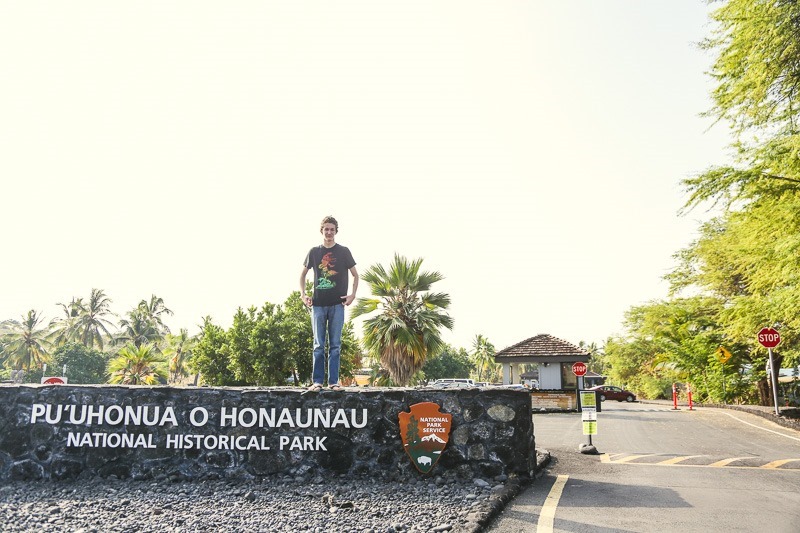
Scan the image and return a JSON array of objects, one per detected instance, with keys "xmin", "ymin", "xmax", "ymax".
[
  {"xmin": 572, "ymin": 362, "xmax": 587, "ymax": 377},
  {"xmin": 757, "ymin": 327, "xmax": 781, "ymax": 348}
]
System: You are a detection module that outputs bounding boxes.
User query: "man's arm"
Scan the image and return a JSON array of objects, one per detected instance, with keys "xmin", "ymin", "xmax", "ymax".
[
  {"xmin": 300, "ymin": 267, "xmax": 312, "ymax": 307},
  {"xmin": 342, "ymin": 266, "xmax": 359, "ymax": 306}
]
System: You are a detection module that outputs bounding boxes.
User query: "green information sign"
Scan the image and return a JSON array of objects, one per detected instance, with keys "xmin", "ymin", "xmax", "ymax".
[{"xmin": 580, "ymin": 390, "xmax": 597, "ymax": 409}]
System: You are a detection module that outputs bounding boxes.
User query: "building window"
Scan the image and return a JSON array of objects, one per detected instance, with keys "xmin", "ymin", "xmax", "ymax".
[{"xmin": 561, "ymin": 363, "xmax": 577, "ymax": 390}]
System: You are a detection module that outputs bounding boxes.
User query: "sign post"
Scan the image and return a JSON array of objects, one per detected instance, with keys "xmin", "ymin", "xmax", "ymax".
[
  {"xmin": 757, "ymin": 327, "xmax": 782, "ymax": 416},
  {"xmin": 578, "ymin": 389, "xmax": 598, "ymax": 455},
  {"xmin": 572, "ymin": 361, "xmax": 587, "ymax": 407},
  {"xmin": 716, "ymin": 346, "xmax": 731, "ymax": 404}
]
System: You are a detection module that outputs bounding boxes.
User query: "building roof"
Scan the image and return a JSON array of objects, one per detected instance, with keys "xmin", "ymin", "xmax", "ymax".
[{"xmin": 494, "ymin": 334, "xmax": 591, "ymax": 363}]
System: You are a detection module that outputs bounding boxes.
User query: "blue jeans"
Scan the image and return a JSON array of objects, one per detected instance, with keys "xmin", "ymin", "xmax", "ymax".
[{"xmin": 311, "ymin": 304, "xmax": 345, "ymax": 385}]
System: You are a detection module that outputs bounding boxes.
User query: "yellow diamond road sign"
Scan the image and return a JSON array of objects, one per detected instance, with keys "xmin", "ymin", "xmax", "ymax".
[{"xmin": 716, "ymin": 346, "xmax": 732, "ymax": 364}]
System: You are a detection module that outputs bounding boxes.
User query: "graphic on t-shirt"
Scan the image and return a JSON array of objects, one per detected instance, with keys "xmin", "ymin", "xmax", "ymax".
[{"xmin": 316, "ymin": 252, "xmax": 338, "ymax": 290}]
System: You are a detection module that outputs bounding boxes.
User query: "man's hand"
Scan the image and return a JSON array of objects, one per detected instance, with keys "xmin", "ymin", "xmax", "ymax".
[
  {"xmin": 302, "ymin": 295, "xmax": 312, "ymax": 307},
  {"xmin": 341, "ymin": 294, "xmax": 356, "ymax": 306}
]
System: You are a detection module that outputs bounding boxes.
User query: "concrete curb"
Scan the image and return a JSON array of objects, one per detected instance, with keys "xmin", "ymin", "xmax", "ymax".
[
  {"xmin": 702, "ymin": 403, "xmax": 800, "ymax": 432},
  {"xmin": 464, "ymin": 449, "xmax": 551, "ymax": 532}
]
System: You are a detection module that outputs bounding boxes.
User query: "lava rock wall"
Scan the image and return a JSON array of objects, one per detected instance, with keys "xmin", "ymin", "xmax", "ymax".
[{"xmin": 0, "ymin": 385, "xmax": 534, "ymax": 482}]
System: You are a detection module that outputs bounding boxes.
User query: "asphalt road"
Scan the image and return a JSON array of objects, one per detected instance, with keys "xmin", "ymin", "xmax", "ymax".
[{"xmin": 488, "ymin": 402, "xmax": 800, "ymax": 533}]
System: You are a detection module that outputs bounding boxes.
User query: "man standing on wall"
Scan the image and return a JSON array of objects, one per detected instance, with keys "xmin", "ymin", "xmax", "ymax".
[{"xmin": 300, "ymin": 216, "xmax": 358, "ymax": 392}]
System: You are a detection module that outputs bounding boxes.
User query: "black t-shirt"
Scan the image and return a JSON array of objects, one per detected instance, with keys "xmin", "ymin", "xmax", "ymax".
[{"xmin": 304, "ymin": 244, "xmax": 356, "ymax": 306}]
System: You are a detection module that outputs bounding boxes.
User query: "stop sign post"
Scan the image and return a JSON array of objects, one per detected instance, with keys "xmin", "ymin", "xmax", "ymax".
[
  {"xmin": 574, "ymin": 362, "xmax": 597, "ymax": 454},
  {"xmin": 758, "ymin": 327, "xmax": 781, "ymax": 416},
  {"xmin": 573, "ymin": 362, "xmax": 588, "ymax": 403},
  {"xmin": 573, "ymin": 361, "xmax": 588, "ymax": 414}
]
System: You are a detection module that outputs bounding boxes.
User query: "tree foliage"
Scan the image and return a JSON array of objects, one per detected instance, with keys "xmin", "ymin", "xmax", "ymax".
[
  {"xmin": 470, "ymin": 334, "xmax": 499, "ymax": 383},
  {"xmin": 606, "ymin": 2, "xmax": 800, "ymax": 405},
  {"xmin": 187, "ymin": 292, "xmax": 360, "ymax": 387},
  {"xmin": 74, "ymin": 289, "xmax": 116, "ymax": 350},
  {"xmin": 49, "ymin": 298, "xmax": 84, "ymax": 346},
  {"xmin": 0, "ymin": 310, "xmax": 51, "ymax": 372},
  {"xmin": 352, "ymin": 254, "xmax": 453, "ymax": 386},
  {"xmin": 703, "ymin": 0, "xmax": 800, "ymax": 139},
  {"xmin": 228, "ymin": 304, "xmax": 292, "ymax": 386},
  {"xmin": 685, "ymin": 1, "xmax": 800, "ymax": 209},
  {"xmin": 52, "ymin": 343, "xmax": 108, "ymax": 384},
  {"xmin": 117, "ymin": 295, "xmax": 173, "ymax": 349},
  {"xmin": 107, "ymin": 344, "xmax": 167, "ymax": 385},
  {"xmin": 421, "ymin": 345, "xmax": 474, "ymax": 383},
  {"xmin": 164, "ymin": 328, "xmax": 196, "ymax": 384},
  {"xmin": 189, "ymin": 317, "xmax": 242, "ymax": 387}
]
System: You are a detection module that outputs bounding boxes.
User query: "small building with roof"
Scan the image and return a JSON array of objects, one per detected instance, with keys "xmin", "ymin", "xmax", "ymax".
[{"xmin": 494, "ymin": 333, "xmax": 591, "ymax": 390}]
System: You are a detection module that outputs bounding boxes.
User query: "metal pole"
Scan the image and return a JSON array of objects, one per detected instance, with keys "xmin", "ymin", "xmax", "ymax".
[
  {"xmin": 722, "ymin": 369, "xmax": 726, "ymax": 405},
  {"xmin": 768, "ymin": 348, "xmax": 780, "ymax": 416}
]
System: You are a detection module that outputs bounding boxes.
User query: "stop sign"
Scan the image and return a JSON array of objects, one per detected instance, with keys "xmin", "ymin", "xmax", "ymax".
[
  {"xmin": 757, "ymin": 327, "xmax": 781, "ymax": 348},
  {"xmin": 572, "ymin": 362, "xmax": 587, "ymax": 376}
]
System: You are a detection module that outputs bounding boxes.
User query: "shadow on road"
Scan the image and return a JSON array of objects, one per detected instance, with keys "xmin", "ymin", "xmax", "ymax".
[{"xmin": 539, "ymin": 472, "xmax": 692, "ymax": 509}]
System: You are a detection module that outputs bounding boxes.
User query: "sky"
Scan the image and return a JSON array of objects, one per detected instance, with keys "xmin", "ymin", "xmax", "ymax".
[{"xmin": 0, "ymin": 1, "xmax": 732, "ymax": 353}]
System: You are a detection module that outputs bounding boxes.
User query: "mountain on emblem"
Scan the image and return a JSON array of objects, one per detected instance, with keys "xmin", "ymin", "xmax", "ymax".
[{"xmin": 398, "ymin": 402, "xmax": 452, "ymax": 474}]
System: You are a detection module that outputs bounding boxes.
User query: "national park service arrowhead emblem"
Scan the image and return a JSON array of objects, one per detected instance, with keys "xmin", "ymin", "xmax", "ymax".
[{"xmin": 399, "ymin": 402, "xmax": 452, "ymax": 474}]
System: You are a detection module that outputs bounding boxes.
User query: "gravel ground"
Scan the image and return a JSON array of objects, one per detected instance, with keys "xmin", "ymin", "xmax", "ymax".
[{"xmin": 0, "ymin": 472, "xmax": 528, "ymax": 533}]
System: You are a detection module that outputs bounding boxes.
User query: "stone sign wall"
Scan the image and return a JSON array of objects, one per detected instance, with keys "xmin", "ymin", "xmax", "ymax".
[{"xmin": 0, "ymin": 385, "xmax": 534, "ymax": 482}]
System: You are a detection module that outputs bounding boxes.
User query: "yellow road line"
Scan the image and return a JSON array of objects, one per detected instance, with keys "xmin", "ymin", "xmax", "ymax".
[
  {"xmin": 658, "ymin": 455, "xmax": 705, "ymax": 465},
  {"xmin": 601, "ymin": 453, "xmax": 800, "ymax": 470},
  {"xmin": 537, "ymin": 474, "xmax": 568, "ymax": 533},
  {"xmin": 708, "ymin": 457, "xmax": 751, "ymax": 467},
  {"xmin": 615, "ymin": 454, "xmax": 655, "ymax": 464},
  {"xmin": 761, "ymin": 459, "xmax": 800, "ymax": 469}
]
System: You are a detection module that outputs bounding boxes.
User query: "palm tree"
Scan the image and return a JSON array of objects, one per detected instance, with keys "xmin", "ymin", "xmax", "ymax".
[
  {"xmin": 352, "ymin": 254, "xmax": 453, "ymax": 386},
  {"xmin": 49, "ymin": 297, "xmax": 84, "ymax": 347},
  {"xmin": 75, "ymin": 289, "xmax": 116, "ymax": 350},
  {"xmin": 471, "ymin": 334, "xmax": 497, "ymax": 382},
  {"xmin": 164, "ymin": 328, "xmax": 195, "ymax": 384},
  {"xmin": 138, "ymin": 295, "xmax": 173, "ymax": 338},
  {"xmin": 107, "ymin": 344, "xmax": 167, "ymax": 385},
  {"xmin": 117, "ymin": 308, "xmax": 161, "ymax": 348},
  {"xmin": 1, "ymin": 310, "xmax": 52, "ymax": 372}
]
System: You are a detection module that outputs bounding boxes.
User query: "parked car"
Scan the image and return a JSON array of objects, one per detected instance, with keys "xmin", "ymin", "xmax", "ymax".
[
  {"xmin": 433, "ymin": 378, "xmax": 475, "ymax": 386},
  {"xmin": 589, "ymin": 385, "xmax": 636, "ymax": 402},
  {"xmin": 430, "ymin": 381, "xmax": 474, "ymax": 389}
]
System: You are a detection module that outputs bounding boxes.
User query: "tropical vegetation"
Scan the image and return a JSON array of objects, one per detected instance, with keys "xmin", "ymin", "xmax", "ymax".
[
  {"xmin": 108, "ymin": 344, "xmax": 167, "ymax": 385},
  {"xmin": 602, "ymin": 1, "xmax": 800, "ymax": 405},
  {"xmin": 352, "ymin": 254, "xmax": 454, "ymax": 386}
]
